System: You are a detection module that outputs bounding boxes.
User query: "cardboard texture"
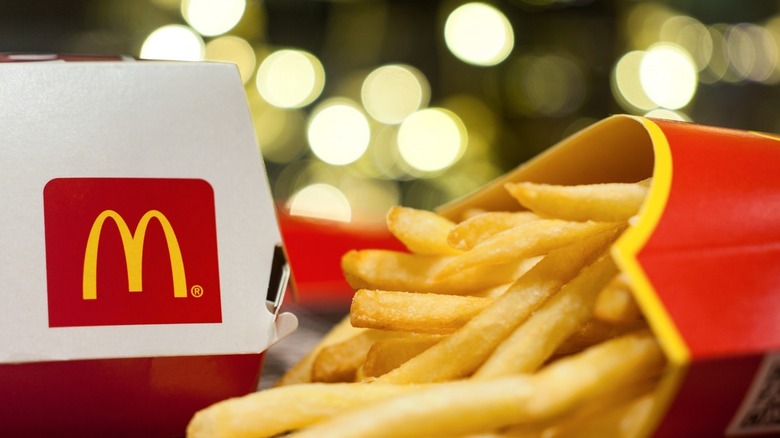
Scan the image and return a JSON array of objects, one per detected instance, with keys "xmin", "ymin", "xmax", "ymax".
[
  {"xmin": 0, "ymin": 59, "xmax": 296, "ymax": 436},
  {"xmin": 441, "ymin": 115, "xmax": 780, "ymax": 437}
]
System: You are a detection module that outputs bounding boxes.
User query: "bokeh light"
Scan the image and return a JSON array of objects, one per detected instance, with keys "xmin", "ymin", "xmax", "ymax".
[
  {"xmin": 307, "ymin": 99, "xmax": 371, "ymax": 166},
  {"xmin": 444, "ymin": 3, "xmax": 514, "ymax": 66},
  {"xmin": 659, "ymin": 15, "xmax": 712, "ymax": 72},
  {"xmin": 505, "ymin": 54, "xmax": 587, "ymax": 117},
  {"xmin": 204, "ymin": 36, "xmax": 256, "ymax": 83},
  {"xmin": 182, "ymin": 0, "xmax": 246, "ymax": 37},
  {"xmin": 256, "ymin": 49, "xmax": 326, "ymax": 109},
  {"xmin": 247, "ymin": 90, "xmax": 307, "ymax": 164},
  {"xmin": 726, "ymin": 23, "xmax": 777, "ymax": 83},
  {"xmin": 639, "ymin": 43, "xmax": 697, "ymax": 110},
  {"xmin": 361, "ymin": 64, "xmax": 431, "ymax": 124},
  {"xmin": 287, "ymin": 183, "xmax": 352, "ymax": 223},
  {"xmin": 341, "ymin": 178, "xmax": 401, "ymax": 228},
  {"xmin": 397, "ymin": 108, "xmax": 467, "ymax": 174},
  {"xmin": 612, "ymin": 51, "xmax": 656, "ymax": 112},
  {"xmin": 701, "ymin": 25, "xmax": 731, "ymax": 84},
  {"xmin": 645, "ymin": 108, "xmax": 691, "ymax": 121},
  {"xmin": 140, "ymin": 24, "xmax": 205, "ymax": 61}
]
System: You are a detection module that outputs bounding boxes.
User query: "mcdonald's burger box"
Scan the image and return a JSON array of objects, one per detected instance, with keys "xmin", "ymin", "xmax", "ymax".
[
  {"xmin": 0, "ymin": 57, "xmax": 297, "ymax": 436},
  {"xmin": 440, "ymin": 115, "xmax": 780, "ymax": 437}
]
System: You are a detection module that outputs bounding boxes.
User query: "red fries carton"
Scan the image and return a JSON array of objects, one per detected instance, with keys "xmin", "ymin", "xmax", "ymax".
[
  {"xmin": 441, "ymin": 114, "xmax": 780, "ymax": 437},
  {"xmin": 0, "ymin": 57, "xmax": 297, "ymax": 436}
]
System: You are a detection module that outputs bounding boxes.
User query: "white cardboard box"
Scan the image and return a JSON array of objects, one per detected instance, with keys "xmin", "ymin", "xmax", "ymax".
[{"xmin": 0, "ymin": 57, "xmax": 296, "ymax": 436}]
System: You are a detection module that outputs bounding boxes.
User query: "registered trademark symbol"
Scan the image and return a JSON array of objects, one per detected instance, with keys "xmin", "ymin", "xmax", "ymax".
[{"xmin": 190, "ymin": 285, "xmax": 204, "ymax": 297}]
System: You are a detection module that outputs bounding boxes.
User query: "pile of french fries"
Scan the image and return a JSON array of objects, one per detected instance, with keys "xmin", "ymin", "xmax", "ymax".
[{"xmin": 188, "ymin": 179, "xmax": 666, "ymax": 438}]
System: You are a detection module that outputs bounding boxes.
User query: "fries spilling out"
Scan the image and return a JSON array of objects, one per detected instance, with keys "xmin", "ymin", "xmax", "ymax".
[{"xmin": 188, "ymin": 179, "xmax": 666, "ymax": 438}]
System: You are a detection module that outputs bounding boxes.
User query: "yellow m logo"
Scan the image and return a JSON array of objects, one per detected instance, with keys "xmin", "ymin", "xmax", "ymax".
[{"xmin": 82, "ymin": 210, "xmax": 187, "ymax": 300}]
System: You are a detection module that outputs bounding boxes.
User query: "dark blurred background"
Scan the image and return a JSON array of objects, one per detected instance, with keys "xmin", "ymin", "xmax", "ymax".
[
  {"xmin": 4, "ymin": 0, "xmax": 780, "ymax": 310},
  {"xmin": 4, "ymin": 0, "xmax": 780, "ymax": 226}
]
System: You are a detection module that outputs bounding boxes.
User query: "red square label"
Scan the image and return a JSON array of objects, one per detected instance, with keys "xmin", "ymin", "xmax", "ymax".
[{"xmin": 43, "ymin": 178, "xmax": 222, "ymax": 327}]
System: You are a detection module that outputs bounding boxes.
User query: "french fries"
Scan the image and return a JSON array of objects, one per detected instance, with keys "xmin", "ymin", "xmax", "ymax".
[
  {"xmin": 350, "ymin": 289, "xmax": 492, "ymax": 334},
  {"xmin": 504, "ymin": 181, "xmax": 649, "ymax": 222},
  {"xmin": 187, "ymin": 178, "xmax": 664, "ymax": 438}
]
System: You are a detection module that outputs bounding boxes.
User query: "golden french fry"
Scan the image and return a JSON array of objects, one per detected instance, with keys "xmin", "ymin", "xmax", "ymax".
[
  {"xmin": 474, "ymin": 254, "xmax": 618, "ymax": 379},
  {"xmin": 387, "ymin": 206, "xmax": 462, "ymax": 256},
  {"xmin": 375, "ymin": 229, "xmax": 619, "ymax": 384},
  {"xmin": 341, "ymin": 249, "xmax": 535, "ymax": 295},
  {"xmin": 350, "ymin": 289, "xmax": 492, "ymax": 334},
  {"xmin": 533, "ymin": 386, "xmax": 657, "ymax": 438},
  {"xmin": 274, "ymin": 316, "xmax": 365, "ymax": 387},
  {"xmin": 191, "ymin": 175, "xmax": 666, "ymax": 438},
  {"xmin": 286, "ymin": 333, "xmax": 664, "ymax": 438},
  {"xmin": 435, "ymin": 220, "xmax": 622, "ymax": 279},
  {"xmin": 361, "ymin": 334, "xmax": 444, "ymax": 379},
  {"xmin": 504, "ymin": 181, "xmax": 648, "ymax": 222},
  {"xmin": 447, "ymin": 211, "xmax": 540, "ymax": 251},
  {"xmin": 311, "ymin": 330, "xmax": 395, "ymax": 383},
  {"xmin": 470, "ymin": 282, "xmax": 518, "ymax": 298},
  {"xmin": 187, "ymin": 382, "xmax": 427, "ymax": 438},
  {"xmin": 594, "ymin": 274, "xmax": 643, "ymax": 325},
  {"xmin": 554, "ymin": 318, "xmax": 648, "ymax": 357}
]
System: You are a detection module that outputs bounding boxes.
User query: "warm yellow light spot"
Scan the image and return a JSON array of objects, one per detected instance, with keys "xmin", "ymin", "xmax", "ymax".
[
  {"xmin": 505, "ymin": 54, "xmax": 586, "ymax": 117},
  {"xmin": 644, "ymin": 108, "xmax": 690, "ymax": 121},
  {"xmin": 397, "ymin": 108, "xmax": 467, "ymax": 173},
  {"xmin": 761, "ymin": 16, "xmax": 780, "ymax": 84},
  {"xmin": 256, "ymin": 49, "xmax": 325, "ymax": 109},
  {"xmin": 182, "ymin": 0, "xmax": 245, "ymax": 37},
  {"xmin": 288, "ymin": 183, "xmax": 352, "ymax": 223},
  {"xmin": 625, "ymin": 3, "xmax": 676, "ymax": 50},
  {"xmin": 307, "ymin": 99, "xmax": 371, "ymax": 166},
  {"xmin": 701, "ymin": 25, "xmax": 730, "ymax": 84},
  {"xmin": 361, "ymin": 64, "xmax": 430, "ymax": 124},
  {"xmin": 612, "ymin": 51, "xmax": 656, "ymax": 112},
  {"xmin": 140, "ymin": 24, "xmax": 204, "ymax": 61},
  {"xmin": 248, "ymin": 94, "xmax": 307, "ymax": 164},
  {"xmin": 726, "ymin": 24, "xmax": 777, "ymax": 83},
  {"xmin": 342, "ymin": 178, "xmax": 401, "ymax": 228},
  {"xmin": 444, "ymin": 3, "xmax": 514, "ymax": 66},
  {"xmin": 204, "ymin": 36, "xmax": 256, "ymax": 83},
  {"xmin": 640, "ymin": 43, "xmax": 698, "ymax": 110},
  {"xmin": 660, "ymin": 15, "xmax": 712, "ymax": 71}
]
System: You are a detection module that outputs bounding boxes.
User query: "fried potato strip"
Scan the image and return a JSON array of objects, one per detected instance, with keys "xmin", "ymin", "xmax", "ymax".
[
  {"xmin": 350, "ymin": 289, "xmax": 492, "ymax": 334},
  {"xmin": 287, "ymin": 332, "xmax": 664, "ymax": 438},
  {"xmin": 435, "ymin": 220, "xmax": 622, "ymax": 279},
  {"xmin": 375, "ymin": 229, "xmax": 620, "ymax": 384},
  {"xmin": 342, "ymin": 249, "xmax": 534, "ymax": 295},
  {"xmin": 505, "ymin": 181, "xmax": 649, "ymax": 222},
  {"xmin": 387, "ymin": 206, "xmax": 462, "ymax": 256}
]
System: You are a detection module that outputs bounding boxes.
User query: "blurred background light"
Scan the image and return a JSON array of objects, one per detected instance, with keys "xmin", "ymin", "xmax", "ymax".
[
  {"xmin": 182, "ymin": 0, "xmax": 246, "ymax": 37},
  {"xmin": 397, "ymin": 108, "xmax": 467, "ymax": 173},
  {"xmin": 307, "ymin": 99, "xmax": 371, "ymax": 166},
  {"xmin": 645, "ymin": 108, "xmax": 691, "ymax": 121},
  {"xmin": 505, "ymin": 53, "xmax": 587, "ymax": 117},
  {"xmin": 140, "ymin": 24, "xmax": 204, "ymax": 61},
  {"xmin": 726, "ymin": 23, "xmax": 777, "ymax": 83},
  {"xmin": 256, "ymin": 49, "xmax": 325, "ymax": 109},
  {"xmin": 7, "ymin": 0, "xmax": 780, "ymax": 228},
  {"xmin": 444, "ymin": 2, "xmax": 514, "ymax": 66},
  {"xmin": 640, "ymin": 43, "xmax": 698, "ymax": 110},
  {"xmin": 613, "ymin": 50, "xmax": 656, "ymax": 113},
  {"xmin": 204, "ymin": 36, "xmax": 256, "ymax": 83},
  {"xmin": 361, "ymin": 64, "xmax": 431, "ymax": 125},
  {"xmin": 287, "ymin": 183, "xmax": 352, "ymax": 223}
]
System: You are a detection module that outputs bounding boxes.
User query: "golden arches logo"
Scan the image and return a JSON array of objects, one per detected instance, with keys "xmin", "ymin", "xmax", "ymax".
[{"xmin": 82, "ymin": 209, "xmax": 187, "ymax": 300}]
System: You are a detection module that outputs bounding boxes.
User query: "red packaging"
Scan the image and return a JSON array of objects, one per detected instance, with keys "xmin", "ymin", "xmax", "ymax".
[{"xmin": 441, "ymin": 115, "xmax": 780, "ymax": 436}]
